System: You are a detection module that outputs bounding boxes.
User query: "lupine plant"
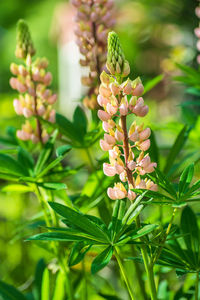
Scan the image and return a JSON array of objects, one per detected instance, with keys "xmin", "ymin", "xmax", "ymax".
[{"xmin": 1, "ymin": 3, "xmax": 200, "ymax": 300}]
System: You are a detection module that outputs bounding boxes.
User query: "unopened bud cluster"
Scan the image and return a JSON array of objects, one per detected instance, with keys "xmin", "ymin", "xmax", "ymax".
[
  {"xmin": 195, "ymin": 5, "xmax": 200, "ymax": 64},
  {"xmin": 10, "ymin": 20, "xmax": 57, "ymax": 143},
  {"xmin": 71, "ymin": 0, "xmax": 115, "ymax": 109},
  {"xmin": 98, "ymin": 32, "xmax": 157, "ymax": 201}
]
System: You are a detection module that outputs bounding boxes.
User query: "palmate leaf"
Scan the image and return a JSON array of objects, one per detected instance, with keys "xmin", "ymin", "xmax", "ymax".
[
  {"xmin": 178, "ymin": 163, "xmax": 194, "ymax": 196},
  {"xmin": 17, "ymin": 147, "xmax": 34, "ymax": 175},
  {"xmin": 73, "ymin": 106, "xmax": 87, "ymax": 138},
  {"xmin": 164, "ymin": 125, "xmax": 191, "ymax": 175},
  {"xmin": 181, "ymin": 206, "xmax": 200, "ymax": 265},
  {"xmin": 68, "ymin": 242, "xmax": 91, "ymax": 267},
  {"xmin": 149, "ymin": 169, "xmax": 177, "ymax": 198},
  {"xmin": 91, "ymin": 246, "xmax": 113, "ymax": 274},
  {"xmin": 0, "ymin": 280, "xmax": 27, "ymax": 300},
  {"xmin": 48, "ymin": 202, "xmax": 110, "ymax": 242}
]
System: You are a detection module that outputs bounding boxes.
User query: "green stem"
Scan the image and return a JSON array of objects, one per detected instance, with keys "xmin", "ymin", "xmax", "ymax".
[
  {"xmin": 195, "ymin": 272, "xmax": 199, "ymax": 300},
  {"xmin": 136, "ymin": 217, "xmax": 157, "ymax": 300},
  {"xmin": 115, "ymin": 247, "xmax": 136, "ymax": 300},
  {"xmin": 152, "ymin": 208, "xmax": 177, "ymax": 265}
]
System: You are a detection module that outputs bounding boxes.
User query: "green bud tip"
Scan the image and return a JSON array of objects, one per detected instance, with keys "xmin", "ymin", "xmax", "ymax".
[
  {"xmin": 15, "ymin": 19, "xmax": 35, "ymax": 59},
  {"xmin": 106, "ymin": 31, "xmax": 130, "ymax": 77}
]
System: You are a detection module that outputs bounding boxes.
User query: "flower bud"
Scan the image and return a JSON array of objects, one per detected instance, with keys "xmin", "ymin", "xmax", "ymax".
[
  {"xmin": 100, "ymin": 139, "xmax": 112, "ymax": 151},
  {"xmin": 103, "ymin": 163, "xmax": 116, "ymax": 176},
  {"xmin": 98, "ymin": 109, "xmax": 111, "ymax": 121}
]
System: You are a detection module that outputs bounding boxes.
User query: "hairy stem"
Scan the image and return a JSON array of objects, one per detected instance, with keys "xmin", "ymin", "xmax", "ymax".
[{"xmin": 115, "ymin": 247, "xmax": 136, "ymax": 300}]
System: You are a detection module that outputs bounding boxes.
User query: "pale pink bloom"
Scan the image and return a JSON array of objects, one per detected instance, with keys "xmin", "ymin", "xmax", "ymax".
[
  {"xmin": 13, "ymin": 99, "xmax": 23, "ymax": 115},
  {"xmin": 49, "ymin": 110, "xmax": 56, "ymax": 123},
  {"xmin": 129, "ymin": 130, "xmax": 139, "ymax": 142},
  {"xmin": 132, "ymin": 83, "xmax": 144, "ymax": 96},
  {"xmin": 37, "ymin": 105, "xmax": 45, "ymax": 116},
  {"xmin": 104, "ymin": 133, "xmax": 115, "ymax": 145},
  {"xmin": 100, "ymin": 139, "xmax": 112, "ymax": 151},
  {"xmin": 98, "ymin": 110, "xmax": 111, "ymax": 121},
  {"xmin": 42, "ymin": 89, "xmax": 51, "ymax": 100},
  {"xmin": 128, "ymin": 190, "xmax": 136, "ymax": 201},
  {"xmin": 97, "ymin": 95, "xmax": 109, "ymax": 106},
  {"xmin": 119, "ymin": 171, "xmax": 126, "ymax": 182},
  {"xmin": 137, "ymin": 167, "xmax": 146, "ymax": 176},
  {"xmin": 109, "ymin": 149, "xmax": 118, "ymax": 159},
  {"xmin": 18, "ymin": 65, "xmax": 27, "ymax": 76},
  {"xmin": 31, "ymin": 134, "xmax": 39, "ymax": 143},
  {"xmin": 139, "ymin": 139, "xmax": 150, "ymax": 151},
  {"xmin": 109, "ymin": 82, "xmax": 120, "ymax": 95},
  {"xmin": 47, "ymin": 94, "xmax": 57, "ymax": 104},
  {"xmin": 44, "ymin": 72, "xmax": 52, "ymax": 85},
  {"xmin": 149, "ymin": 183, "xmax": 158, "ymax": 191},
  {"xmin": 119, "ymin": 103, "xmax": 128, "ymax": 116},
  {"xmin": 42, "ymin": 134, "xmax": 49, "ymax": 143},
  {"xmin": 102, "ymin": 121, "xmax": 115, "ymax": 132},
  {"xmin": 122, "ymin": 80, "xmax": 133, "ymax": 95},
  {"xmin": 145, "ymin": 162, "xmax": 157, "ymax": 173},
  {"xmin": 10, "ymin": 77, "xmax": 18, "ymax": 89},
  {"xmin": 17, "ymin": 130, "xmax": 30, "ymax": 141},
  {"xmin": 99, "ymin": 85, "xmax": 111, "ymax": 98},
  {"xmin": 23, "ymin": 108, "xmax": 33, "ymax": 118},
  {"xmin": 138, "ymin": 105, "xmax": 149, "ymax": 117},
  {"xmin": 114, "ymin": 188, "xmax": 127, "ymax": 199},
  {"xmin": 138, "ymin": 155, "xmax": 151, "ymax": 168},
  {"xmin": 103, "ymin": 163, "xmax": 116, "ymax": 176},
  {"xmin": 28, "ymin": 87, "xmax": 36, "ymax": 97},
  {"xmin": 107, "ymin": 187, "xmax": 117, "ymax": 200},
  {"xmin": 32, "ymin": 69, "xmax": 40, "ymax": 81},
  {"xmin": 17, "ymin": 81, "xmax": 27, "ymax": 93},
  {"xmin": 197, "ymin": 55, "xmax": 200, "ymax": 64},
  {"xmin": 197, "ymin": 40, "xmax": 200, "ymax": 51},
  {"xmin": 106, "ymin": 103, "xmax": 118, "ymax": 115},
  {"xmin": 195, "ymin": 7, "xmax": 200, "ymax": 18},
  {"xmin": 136, "ymin": 180, "xmax": 146, "ymax": 189},
  {"xmin": 10, "ymin": 64, "xmax": 18, "ymax": 75},
  {"xmin": 115, "ymin": 129, "xmax": 124, "ymax": 141},
  {"xmin": 139, "ymin": 128, "xmax": 151, "ymax": 140},
  {"xmin": 127, "ymin": 160, "xmax": 136, "ymax": 171},
  {"xmin": 194, "ymin": 27, "xmax": 200, "ymax": 38},
  {"xmin": 114, "ymin": 162, "xmax": 124, "ymax": 174}
]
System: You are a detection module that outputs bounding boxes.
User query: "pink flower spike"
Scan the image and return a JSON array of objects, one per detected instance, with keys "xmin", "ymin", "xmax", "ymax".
[
  {"xmin": 149, "ymin": 183, "xmax": 158, "ymax": 191},
  {"xmin": 10, "ymin": 77, "xmax": 17, "ymax": 89},
  {"xmin": 48, "ymin": 110, "xmax": 56, "ymax": 123},
  {"xmin": 197, "ymin": 55, "xmax": 200, "ymax": 65},
  {"xmin": 37, "ymin": 105, "xmax": 45, "ymax": 116},
  {"xmin": 42, "ymin": 134, "xmax": 49, "ymax": 144},
  {"xmin": 145, "ymin": 162, "xmax": 157, "ymax": 173},
  {"xmin": 119, "ymin": 171, "xmax": 126, "ymax": 182},
  {"xmin": 104, "ymin": 133, "xmax": 115, "ymax": 145},
  {"xmin": 99, "ymin": 85, "xmax": 111, "ymax": 98},
  {"xmin": 139, "ymin": 128, "xmax": 151, "ymax": 140},
  {"xmin": 109, "ymin": 149, "xmax": 118, "ymax": 159},
  {"xmin": 98, "ymin": 110, "xmax": 111, "ymax": 121},
  {"xmin": 139, "ymin": 139, "xmax": 150, "ymax": 151},
  {"xmin": 43, "ymin": 72, "xmax": 52, "ymax": 86},
  {"xmin": 194, "ymin": 27, "xmax": 200, "ymax": 38},
  {"xmin": 17, "ymin": 81, "xmax": 27, "ymax": 93},
  {"xmin": 97, "ymin": 95, "xmax": 109, "ymax": 106},
  {"xmin": 139, "ymin": 155, "xmax": 151, "ymax": 168},
  {"xmin": 103, "ymin": 163, "xmax": 116, "ymax": 176},
  {"xmin": 115, "ymin": 188, "xmax": 126, "ymax": 199},
  {"xmin": 138, "ymin": 105, "xmax": 149, "ymax": 117},
  {"xmin": 132, "ymin": 83, "xmax": 144, "ymax": 96},
  {"xmin": 102, "ymin": 121, "xmax": 112, "ymax": 132},
  {"xmin": 13, "ymin": 99, "xmax": 23, "ymax": 115},
  {"xmin": 31, "ymin": 134, "xmax": 39, "ymax": 144},
  {"xmin": 128, "ymin": 190, "xmax": 136, "ymax": 201},
  {"xmin": 109, "ymin": 82, "xmax": 120, "ymax": 95},
  {"xmin": 100, "ymin": 139, "xmax": 112, "ymax": 151}
]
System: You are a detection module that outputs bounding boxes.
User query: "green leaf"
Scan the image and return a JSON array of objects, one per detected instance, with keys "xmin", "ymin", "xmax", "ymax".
[
  {"xmin": 41, "ymin": 268, "xmax": 49, "ymax": 300},
  {"xmin": 186, "ymin": 87, "xmax": 200, "ymax": 96},
  {"xmin": 48, "ymin": 202, "xmax": 109, "ymax": 242},
  {"xmin": 56, "ymin": 145, "xmax": 72, "ymax": 157},
  {"xmin": 17, "ymin": 147, "xmax": 34, "ymax": 175},
  {"xmin": 56, "ymin": 113, "xmax": 77, "ymax": 140},
  {"xmin": 164, "ymin": 125, "xmax": 190, "ymax": 175},
  {"xmin": 181, "ymin": 206, "xmax": 199, "ymax": 265},
  {"xmin": 178, "ymin": 163, "xmax": 194, "ymax": 196},
  {"xmin": 91, "ymin": 246, "xmax": 113, "ymax": 274},
  {"xmin": 0, "ymin": 153, "xmax": 28, "ymax": 176},
  {"xmin": 34, "ymin": 141, "xmax": 54, "ymax": 175},
  {"xmin": 143, "ymin": 74, "xmax": 164, "ymax": 94},
  {"xmin": 37, "ymin": 183, "xmax": 67, "ymax": 191},
  {"xmin": 36, "ymin": 156, "xmax": 64, "ymax": 178},
  {"xmin": 52, "ymin": 271, "xmax": 65, "ymax": 300},
  {"xmin": 73, "ymin": 106, "xmax": 87, "ymax": 137},
  {"xmin": 33, "ymin": 259, "xmax": 46, "ymax": 300},
  {"xmin": 2, "ymin": 184, "xmax": 32, "ymax": 193},
  {"xmin": 68, "ymin": 242, "xmax": 91, "ymax": 267},
  {"xmin": 27, "ymin": 231, "xmax": 104, "ymax": 244},
  {"xmin": 0, "ymin": 280, "xmax": 27, "ymax": 300}
]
